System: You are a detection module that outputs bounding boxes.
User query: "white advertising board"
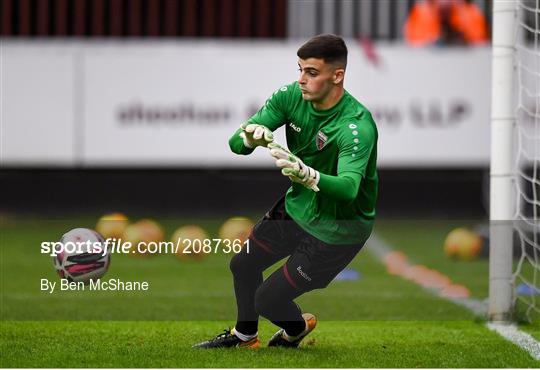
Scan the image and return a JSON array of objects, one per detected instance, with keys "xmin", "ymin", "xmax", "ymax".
[
  {"xmin": 1, "ymin": 41, "xmax": 492, "ymax": 168},
  {"xmin": 1, "ymin": 44, "xmax": 76, "ymax": 166}
]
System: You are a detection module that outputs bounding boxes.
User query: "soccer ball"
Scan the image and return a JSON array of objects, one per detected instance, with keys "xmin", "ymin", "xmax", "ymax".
[
  {"xmin": 171, "ymin": 225, "xmax": 209, "ymax": 261},
  {"xmin": 136, "ymin": 219, "xmax": 164, "ymax": 244},
  {"xmin": 95, "ymin": 212, "xmax": 129, "ymax": 239},
  {"xmin": 53, "ymin": 228, "xmax": 110, "ymax": 283},
  {"xmin": 122, "ymin": 219, "xmax": 164, "ymax": 257},
  {"xmin": 218, "ymin": 217, "xmax": 254, "ymax": 244},
  {"xmin": 443, "ymin": 227, "xmax": 482, "ymax": 261}
]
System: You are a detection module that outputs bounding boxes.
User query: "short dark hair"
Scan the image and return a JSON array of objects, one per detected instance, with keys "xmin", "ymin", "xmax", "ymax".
[{"xmin": 297, "ymin": 34, "xmax": 348, "ymax": 68}]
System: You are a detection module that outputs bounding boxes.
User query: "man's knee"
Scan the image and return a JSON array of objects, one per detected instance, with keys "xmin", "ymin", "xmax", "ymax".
[
  {"xmin": 229, "ymin": 252, "xmax": 245, "ymax": 276},
  {"xmin": 254, "ymin": 270, "xmax": 300, "ymax": 316},
  {"xmin": 253, "ymin": 284, "xmax": 273, "ymax": 316},
  {"xmin": 229, "ymin": 250, "xmax": 262, "ymax": 277}
]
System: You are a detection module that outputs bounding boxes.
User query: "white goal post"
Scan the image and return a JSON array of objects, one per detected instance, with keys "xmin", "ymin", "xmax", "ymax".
[{"xmin": 489, "ymin": 0, "xmax": 517, "ymax": 322}]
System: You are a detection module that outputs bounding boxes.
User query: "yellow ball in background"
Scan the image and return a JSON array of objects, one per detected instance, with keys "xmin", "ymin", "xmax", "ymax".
[
  {"xmin": 443, "ymin": 227, "xmax": 482, "ymax": 261},
  {"xmin": 136, "ymin": 219, "xmax": 165, "ymax": 244},
  {"xmin": 122, "ymin": 223, "xmax": 145, "ymax": 257},
  {"xmin": 218, "ymin": 217, "xmax": 254, "ymax": 244},
  {"xmin": 122, "ymin": 218, "xmax": 164, "ymax": 257},
  {"xmin": 171, "ymin": 225, "xmax": 209, "ymax": 261},
  {"xmin": 95, "ymin": 212, "xmax": 129, "ymax": 239}
]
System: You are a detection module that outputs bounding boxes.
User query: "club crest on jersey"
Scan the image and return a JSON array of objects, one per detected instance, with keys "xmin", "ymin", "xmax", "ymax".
[{"xmin": 316, "ymin": 131, "xmax": 328, "ymax": 150}]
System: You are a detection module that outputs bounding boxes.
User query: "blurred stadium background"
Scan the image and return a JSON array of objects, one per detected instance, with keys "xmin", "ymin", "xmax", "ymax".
[
  {"xmin": 1, "ymin": 0, "xmax": 539, "ymax": 367},
  {"xmin": 0, "ymin": 0, "xmax": 496, "ymax": 217}
]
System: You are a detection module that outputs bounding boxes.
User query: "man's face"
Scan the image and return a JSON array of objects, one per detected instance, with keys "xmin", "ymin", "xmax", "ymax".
[{"xmin": 297, "ymin": 58, "xmax": 340, "ymax": 102}]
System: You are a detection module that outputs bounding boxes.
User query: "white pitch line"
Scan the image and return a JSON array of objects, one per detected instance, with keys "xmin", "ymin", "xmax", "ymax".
[
  {"xmin": 488, "ymin": 322, "xmax": 540, "ymax": 361},
  {"xmin": 367, "ymin": 232, "xmax": 540, "ymax": 361}
]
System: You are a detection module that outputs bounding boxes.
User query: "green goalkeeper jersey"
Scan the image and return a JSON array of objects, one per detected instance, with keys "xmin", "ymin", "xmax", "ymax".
[{"xmin": 229, "ymin": 81, "xmax": 378, "ymax": 245}]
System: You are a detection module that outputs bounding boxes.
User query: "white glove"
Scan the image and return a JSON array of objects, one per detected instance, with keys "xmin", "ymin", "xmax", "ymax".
[
  {"xmin": 239, "ymin": 123, "xmax": 274, "ymax": 148},
  {"xmin": 268, "ymin": 142, "xmax": 320, "ymax": 192}
]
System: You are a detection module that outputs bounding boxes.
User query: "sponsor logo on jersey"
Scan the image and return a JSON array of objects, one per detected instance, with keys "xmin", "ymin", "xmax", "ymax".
[
  {"xmin": 289, "ymin": 122, "xmax": 301, "ymax": 132},
  {"xmin": 316, "ymin": 131, "xmax": 328, "ymax": 150},
  {"xmin": 297, "ymin": 266, "xmax": 312, "ymax": 281}
]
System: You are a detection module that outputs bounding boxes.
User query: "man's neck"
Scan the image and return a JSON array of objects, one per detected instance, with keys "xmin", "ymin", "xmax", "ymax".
[{"xmin": 312, "ymin": 87, "xmax": 345, "ymax": 111}]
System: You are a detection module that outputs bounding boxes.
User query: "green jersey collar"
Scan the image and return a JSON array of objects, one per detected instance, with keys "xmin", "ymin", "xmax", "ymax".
[{"xmin": 307, "ymin": 90, "xmax": 349, "ymax": 117}]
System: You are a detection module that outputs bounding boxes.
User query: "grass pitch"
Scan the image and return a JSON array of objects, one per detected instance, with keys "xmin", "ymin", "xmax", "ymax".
[
  {"xmin": 2, "ymin": 320, "xmax": 538, "ymax": 368},
  {"xmin": 1, "ymin": 217, "xmax": 539, "ymax": 367}
]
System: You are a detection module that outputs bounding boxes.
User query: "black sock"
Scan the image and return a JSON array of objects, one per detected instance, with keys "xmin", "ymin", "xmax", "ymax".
[
  {"xmin": 230, "ymin": 239, "xmax": 285, "ymax": 337},
  {"xmin": 276, "ymin": 319, "xmax": 306, "ymax": 337},
  {"xmin": 234, "ymin": 321, "xmax": 258, "ymax": 336}
]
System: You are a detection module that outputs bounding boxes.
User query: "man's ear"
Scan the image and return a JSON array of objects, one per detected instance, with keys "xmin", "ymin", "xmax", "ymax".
[{"xmin": 333, "ymin": 68, "xmax": 345, "ymax": 84}]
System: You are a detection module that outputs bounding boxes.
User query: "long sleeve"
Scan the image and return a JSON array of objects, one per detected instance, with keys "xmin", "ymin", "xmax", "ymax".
[
  {"xmin": 318, "ymin": 171, "xmax": 361, "ymax": 203},
  {"xmin": 228, "ymin": 83, "xmax": 293, "ymax": 156},
  {"xmin": 228, "ymin": 128, "xmax": 255, "ymax": 155}
]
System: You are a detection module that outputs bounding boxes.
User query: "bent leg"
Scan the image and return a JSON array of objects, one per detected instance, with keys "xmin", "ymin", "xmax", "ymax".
[
  {"xmin": 254, "ymin": 236, "xmax": 365, "ymax": 337},
  {"xmin": 229, "ymin": 240, "xmax": 286, "ymax": 335},
  {"xmin": 229, "ymin": 195, "xmax": 299, "ymax": 335},
  {"xmin": 253, "ymin": 265, "xmax": 308, "ymax": 337}
]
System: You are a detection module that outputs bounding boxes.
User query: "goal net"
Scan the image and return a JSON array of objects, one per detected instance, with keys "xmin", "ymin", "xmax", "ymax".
[
  {"xmin": 514, "ymin": 0, "xmax": 540, "ymax": 322},
  {"xmin": 490, "ymin": 0, "xmax": 539, "ymax": 323}
]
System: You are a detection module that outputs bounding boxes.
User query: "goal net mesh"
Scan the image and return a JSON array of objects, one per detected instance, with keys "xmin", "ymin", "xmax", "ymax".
[{"xmin": 514, "ymin": 0, "xmax": 540, "ymax": 322}]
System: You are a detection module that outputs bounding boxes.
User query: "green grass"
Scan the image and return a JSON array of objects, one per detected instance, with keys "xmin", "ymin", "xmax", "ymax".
[
  {"xmin": 374, "ymin": 220, "xmax": 540, "ymax": 333},
  {"xmin": 374, "ymin": 220, "xmax": 490, "ymax": 298},
  {"xmin": 2, "ymin": 321, "xmax": 538, "ymax": 368},
  {"xmin": 1, "ymin": 217, "xmax": 539, "ymax": 367}
]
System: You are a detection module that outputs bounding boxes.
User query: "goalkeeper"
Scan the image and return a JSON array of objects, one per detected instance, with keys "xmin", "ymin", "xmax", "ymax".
[{"xmin": 194, "ymin": 34, "xmax": 378, "ymax": 349}]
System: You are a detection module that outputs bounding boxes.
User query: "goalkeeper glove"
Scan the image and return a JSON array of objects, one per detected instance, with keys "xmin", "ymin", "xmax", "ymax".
[
  {"xmin": 268, "ymin": 142, "xmax": 320, "ymax": 192},
  {"xmin": 239, "ymin": 123, "xmax": 274, "ymax": 149}
]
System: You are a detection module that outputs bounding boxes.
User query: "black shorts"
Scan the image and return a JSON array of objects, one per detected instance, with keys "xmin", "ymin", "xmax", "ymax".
[{"xmin": 248, "ymin": 196, "xmax": 369, "ymax": 292}]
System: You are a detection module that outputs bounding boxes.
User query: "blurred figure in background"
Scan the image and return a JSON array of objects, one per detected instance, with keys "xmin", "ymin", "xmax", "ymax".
[{"xmin": 404, "ymin": 0, "xmax": 489, "ymax": 47}]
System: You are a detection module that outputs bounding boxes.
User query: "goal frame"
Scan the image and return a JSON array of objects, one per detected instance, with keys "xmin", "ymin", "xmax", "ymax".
[{"xmin": 489, "ymin": 0, "xmax": 518, "ymax": 322}]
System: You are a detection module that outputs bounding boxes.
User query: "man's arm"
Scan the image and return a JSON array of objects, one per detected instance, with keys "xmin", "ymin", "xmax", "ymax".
[
  {"xmin": 269, "ymin": 119, "xmax": 375, "ymax": 200},
  {"xmin": 228, "ymin": 84, "xmax": 292, "ymax": 155},
  {"xmin": 268, "ymin": 142, "xmax": 361, "ymax": 201},
  {"xmin": 317, "ymin": 172, "xmax": 361, "ymax": 203},
  {"xmin": 229, "ymin": 128, "xmax": 256, "ymax": 155},
  {"xmin": 321, "ymin": 119, "xmax": 376, "ymax": 201},
  {"xmin": 228, "ymin": 122, "xmax": 274, "ymax": 155}
]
